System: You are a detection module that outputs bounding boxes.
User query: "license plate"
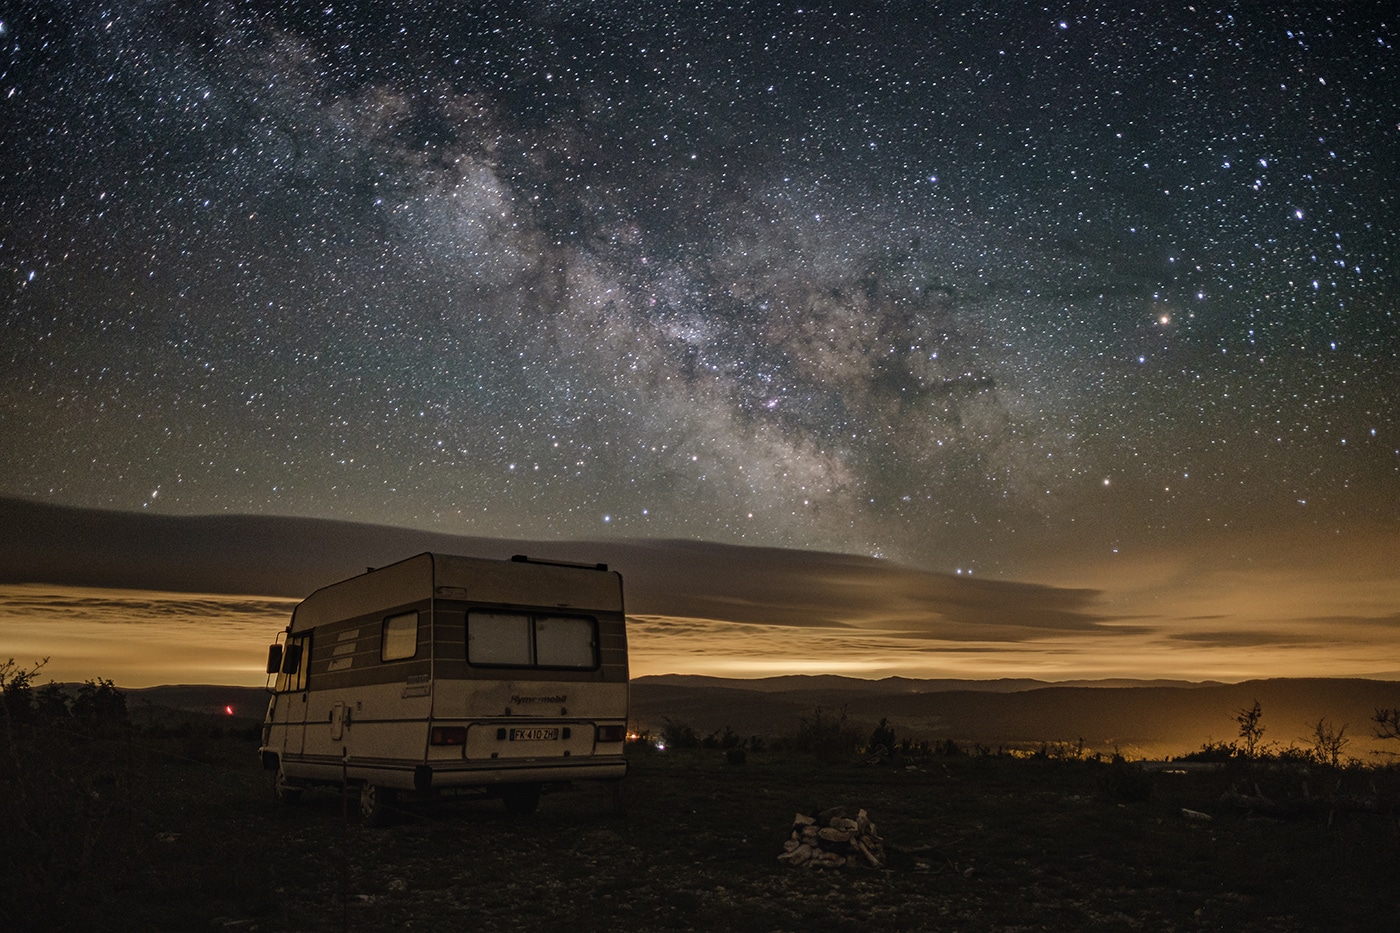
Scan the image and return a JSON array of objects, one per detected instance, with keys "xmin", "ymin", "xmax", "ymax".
[{"xmin": 509, "ymin": 727, "xmax": 559, "ymax": 742}]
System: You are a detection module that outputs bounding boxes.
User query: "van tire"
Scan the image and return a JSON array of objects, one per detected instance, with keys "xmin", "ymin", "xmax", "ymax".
[
  {"xmin": 360, "ymin": 783, "xmax": 397, "ymax": 826},
  {"xmin": 502, "ymin": 783, "xmax": 540, "ymax": 816},
  {"xmin": 273, "ymin": 765, "xmax": 302, "ymax": 804}
]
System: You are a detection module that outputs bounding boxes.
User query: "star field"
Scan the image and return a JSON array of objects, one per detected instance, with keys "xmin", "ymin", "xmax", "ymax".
[{"xmin": 2, "ymin": 2, "xmax": 1396, "ymax": 577}]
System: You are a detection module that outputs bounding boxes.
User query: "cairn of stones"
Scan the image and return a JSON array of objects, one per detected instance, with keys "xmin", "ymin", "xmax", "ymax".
[{"xmin": 778, "ymin": 807, "xmax": 886, "ymax": 869}]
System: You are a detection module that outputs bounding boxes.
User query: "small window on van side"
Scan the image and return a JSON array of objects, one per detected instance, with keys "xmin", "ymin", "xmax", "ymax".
[
  {"xmin": 382, "ymin": 612, "xmax": 418, "ymax": 661},
  {"xmin": 275, "ymin": 634, "xmax": 311, "ymax": 692}
]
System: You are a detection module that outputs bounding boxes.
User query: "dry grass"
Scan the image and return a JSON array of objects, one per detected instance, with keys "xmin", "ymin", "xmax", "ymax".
[{"xmin": 5, "ymin": 731, "xmax": 1399, "ymax": 932}]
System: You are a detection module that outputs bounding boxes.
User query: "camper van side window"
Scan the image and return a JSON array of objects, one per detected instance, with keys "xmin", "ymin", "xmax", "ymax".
[
  {"xmin": 381, "ymin": 612, "xmax": 418, "ymax": 661},
  {"xmin": 275, "ymin": 635, "xmax": 311, "ymax": 692}
]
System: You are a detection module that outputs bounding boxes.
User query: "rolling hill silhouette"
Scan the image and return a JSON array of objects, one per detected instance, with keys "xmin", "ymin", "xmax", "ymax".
[
  {"xmin": 115, "ymin": 674, "xmax": 1400, "ymax": 762},
  {"xmin": 630, "ymin": 675, "xmax": 1400, "ymax": 760}
]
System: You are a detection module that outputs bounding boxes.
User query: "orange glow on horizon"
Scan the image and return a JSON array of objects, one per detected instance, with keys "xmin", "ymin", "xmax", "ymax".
[{"xmin": 3, "ymin": 559, "xmax": 1397, "ymax": 688}]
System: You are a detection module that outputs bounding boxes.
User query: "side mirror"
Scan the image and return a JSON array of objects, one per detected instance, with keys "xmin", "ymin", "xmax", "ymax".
[{"xmin": 265, "ymin": 644, "xmax": 283, "ymax": 675}]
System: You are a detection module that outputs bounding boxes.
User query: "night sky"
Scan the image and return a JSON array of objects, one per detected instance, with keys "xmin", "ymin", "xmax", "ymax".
[{"xmin": 4, "ymin": 3, "xmax": 1397, "ymax": 588}]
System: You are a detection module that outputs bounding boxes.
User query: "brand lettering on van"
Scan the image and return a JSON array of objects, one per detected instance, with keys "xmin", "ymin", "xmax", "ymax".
[{"xmin": 511, "ymin": 694, "xmax": 566, "ymax": 705}]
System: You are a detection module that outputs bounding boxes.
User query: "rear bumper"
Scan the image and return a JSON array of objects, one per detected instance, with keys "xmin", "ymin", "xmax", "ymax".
[
  {"xmin": 421, "ymin": 757, "xmax": 628, "ymax": 789},
  {"xmin": 275, "ymin": 752, "xmax": 627, "ymax": 791}
]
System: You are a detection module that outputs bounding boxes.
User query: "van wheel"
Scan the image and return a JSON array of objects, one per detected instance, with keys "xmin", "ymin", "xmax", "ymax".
[
  {"xmin": 360, "ymin": 783, "xmax": 397, "ymax": 826},
  {"xmin": 502, "ymin": 783, "xmax": 540, "ymax": 816},
  {"xmin": 273, "ymin": 765, "xmax": 302, "ymax": 804}
]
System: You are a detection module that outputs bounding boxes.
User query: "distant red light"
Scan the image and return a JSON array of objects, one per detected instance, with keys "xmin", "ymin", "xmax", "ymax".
[{"xmin": 225, "ymin": 705, "xmax": 234, "ymax": 715}]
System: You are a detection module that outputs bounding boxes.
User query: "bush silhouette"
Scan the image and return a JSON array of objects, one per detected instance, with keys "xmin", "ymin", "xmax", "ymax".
[
  {"xmin": 867, "ymin": 717, "xmax": 896, "ymax": 753},
  {"xmin": 72, "ymin": 678, "xmax": 128, "ymax": 730},
  {"xmin": 1, "ymin": 660, "xmax": 140, "ymax": 930},
  {"xmin": 660, "ymin": 717, "xmax": 701, "ymax": 749},
  {"xmin": 788, "ymin": 705, "xmax": 863, "ymax": 761}
]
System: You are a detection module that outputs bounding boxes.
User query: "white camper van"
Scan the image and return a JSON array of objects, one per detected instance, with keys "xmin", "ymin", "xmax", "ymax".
[{"xmin": 259, "ymin": 552, "xmax": 629, "ymax": 823}]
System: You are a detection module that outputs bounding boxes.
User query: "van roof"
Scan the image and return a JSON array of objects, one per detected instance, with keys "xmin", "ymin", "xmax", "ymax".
[{"xmin": 288, "ymin": 552, "xmax": 624, "ymax": 632}]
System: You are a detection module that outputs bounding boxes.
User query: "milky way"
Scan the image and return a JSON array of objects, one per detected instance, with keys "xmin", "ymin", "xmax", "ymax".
[{"xmin": 3, "ymin": 3, "xmax": 1396, "ymax": 576}]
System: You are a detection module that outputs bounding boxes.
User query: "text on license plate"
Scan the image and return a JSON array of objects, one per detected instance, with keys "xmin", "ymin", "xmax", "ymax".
[{"xmin": 509, "ymin": 727, "xmax": 559, "ymax": 741}]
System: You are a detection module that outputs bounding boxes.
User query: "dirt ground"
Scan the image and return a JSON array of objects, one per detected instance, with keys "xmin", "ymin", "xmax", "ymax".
[{"xmin": 6, "ymin": 733, "xmax": 1399, "ymax": 932}]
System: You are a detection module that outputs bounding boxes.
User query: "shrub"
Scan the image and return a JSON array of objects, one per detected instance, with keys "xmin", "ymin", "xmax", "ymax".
[
  {"xmin": 72, "ymin": 678, "xmax": 129, "ymax": 732},
  {"xmin": 1179, "ymin": 740, "xmax": 1239, "ymax": 763},
  {"xmin": 1375, "ymin": 708, "xmax": 1400, "ymax": 745},
  {"xmin": 660, "ymin": 717, "xmax": 701, "ymax": 750},
  {"xmin": 0, "ymin": 657, "xmax": 42, "ymax": 724},
  {"xmin": 788, "ymin": 705, "xmax": 863, "ymax": 761},
  {"xmin": 34, "ymin": 683, "xmax": 71, "ymax": 720},
  {"xmin": 1236, "ymin": 700, "xmax": 1267, "ymax": 758},
  {"xmin": 1098, "ymin": 758, "xmax": 1153, "ymax": 803},
  {"xmin": 1, "ymin": 660, "xmax": 140, "ymax": 929},
  {"xmin": 701, "ymin": 725, "xmax": 743, "ymax": 750},
  {"xmin": 866, "ymin": 718, "xmax": 896, "ymax": 753},
  {"xmin": 1306, "ymin": 719, "xmax": 1350, "ymax": 768}
]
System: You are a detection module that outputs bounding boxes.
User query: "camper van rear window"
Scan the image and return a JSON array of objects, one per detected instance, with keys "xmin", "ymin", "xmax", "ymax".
[
  {"xmin": 381, "ymin": 612, "xmax": 419, "ymax": 661},
  {"xmin": 467, "ymin": 611, "xmax": 598, "ymax": 670}
]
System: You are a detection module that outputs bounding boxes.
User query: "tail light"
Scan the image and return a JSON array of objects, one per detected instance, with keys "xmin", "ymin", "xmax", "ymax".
[
  {"xmin": 595, "ymin": 724, "xmax": 626, "ymax": 743},
  {"xmin": 430, "ymin": 726, "xmax": 468, "ymax": 746}
]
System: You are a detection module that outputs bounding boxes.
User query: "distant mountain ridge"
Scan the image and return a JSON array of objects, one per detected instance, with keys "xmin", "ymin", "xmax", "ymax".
[
  {"xmin": 629, "ymin": 675, "xmax": 1400, "ymax": 760},
  {"xmin": 634, "ymin": 674, "xmax": 1227, "ymax": 693},
  {"xmin": 118, "ymin": 676, "xmax": 1400, "ymax": 762}
]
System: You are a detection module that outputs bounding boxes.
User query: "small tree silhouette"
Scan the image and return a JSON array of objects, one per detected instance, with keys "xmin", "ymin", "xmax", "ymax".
[
  {"xmin": 1374, "ymin": 708, "xmax": 1400, "ymax": 745},
  {"xmin": 791, "ymin": 705, "xmax": 862, "ymax": 760},
  {"xmin": 660, "ymin": 717, "xmax": 700, "ymax": 749},
  {"xmin": 0, "ymin": 657, "xmax": 46, "ymax": 725},
  {"xmin": 1307, "ymin": 718, "xmax": 1349, "ymax": 767},
  {"xmin": 34, "ymin": 682, "xmax": 71, "ymax": 720},
  {"xmin": 1236, "ymin": 700, "xmax": 1266, "ymax": 758},
  {"xmin": 867, "ymin": 717, "xmax": 896, "ymax": 753},
  {"xmin": 71, "ymin": 678, "xmax": 128, "ymax": 729}
]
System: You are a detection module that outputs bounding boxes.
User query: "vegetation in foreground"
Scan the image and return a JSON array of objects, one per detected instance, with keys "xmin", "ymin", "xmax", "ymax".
[{"xmin": 5, "ymin": 663, "xmax": 1400, "ymax": 932}]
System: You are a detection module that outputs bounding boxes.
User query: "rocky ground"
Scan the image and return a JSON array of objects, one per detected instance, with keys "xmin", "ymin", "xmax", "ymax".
[{"xmin": 6, "ymin": 733, "xmax": 1399, "ymax": 931}]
